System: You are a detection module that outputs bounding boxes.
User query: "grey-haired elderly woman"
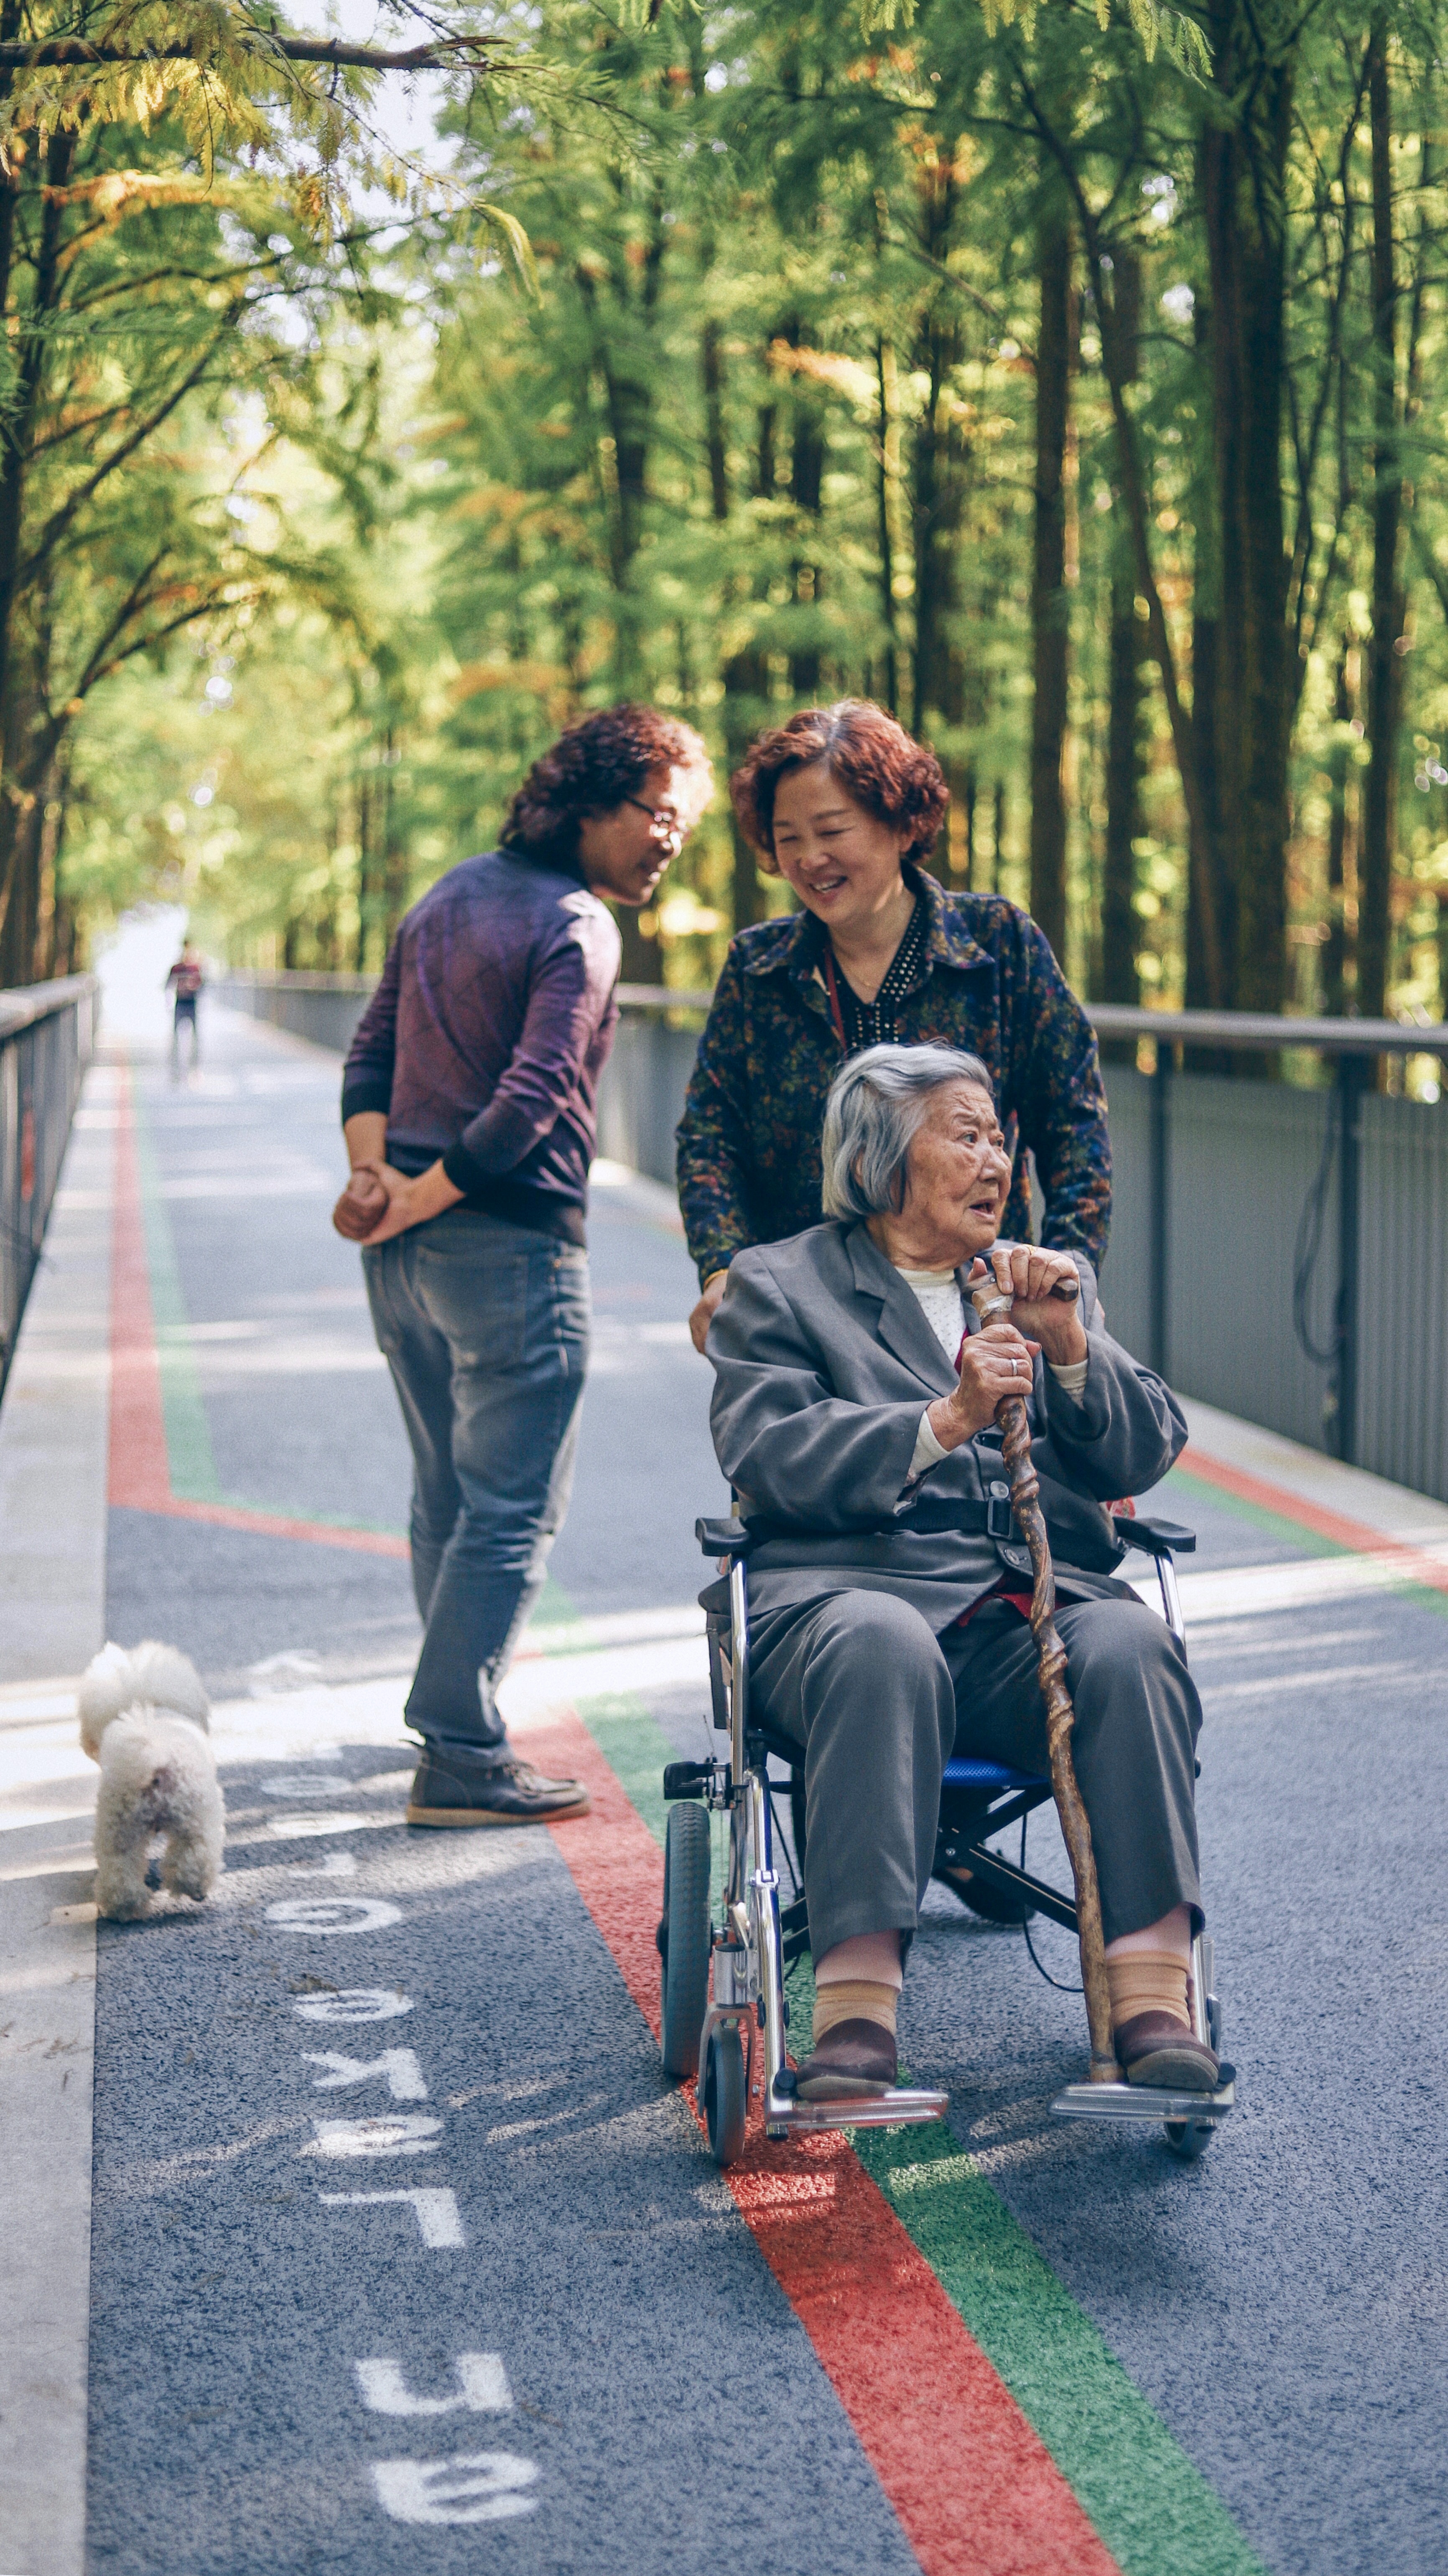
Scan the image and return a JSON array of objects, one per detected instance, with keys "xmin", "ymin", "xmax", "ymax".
[{"xmin": 705, "ymin": 1042, "xmax": 1216, "ymax": 2104}]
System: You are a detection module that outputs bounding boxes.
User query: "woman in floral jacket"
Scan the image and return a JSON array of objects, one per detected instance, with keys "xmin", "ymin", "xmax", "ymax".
[{"xmin": 677, "ymin": 700, "xmax": 1111, "ymax": 1351}]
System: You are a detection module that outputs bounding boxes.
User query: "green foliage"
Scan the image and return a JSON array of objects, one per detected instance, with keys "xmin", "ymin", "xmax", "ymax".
[{"xmin": 21, "ymin": 0, "xmax": 1448, "ymax": 1074}]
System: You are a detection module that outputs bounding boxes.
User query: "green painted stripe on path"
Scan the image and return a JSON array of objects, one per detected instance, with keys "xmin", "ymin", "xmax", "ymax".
[
  {"xmin": 853, "ymin": 2122, "xmax": 1265, "ymax": 2576},
  {"xmin": 568, "ymin": 1684, "xmax": 1264, "ymax": 2576},
  {"xmin": 1165, "ymin": 1464, "xmax": 1339, "ymax": 1557},
  {"xmin": 131, "ymin": 1078, "xmax": 410, "ymax": 1536},
  {"xmin": 1166, "ymin": 1462, "xmax": 1448, "ymax": 1621}
]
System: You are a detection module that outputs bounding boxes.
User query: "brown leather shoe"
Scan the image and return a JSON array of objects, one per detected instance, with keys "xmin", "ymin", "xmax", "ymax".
[
  {"xmin": 407, "ymin": 1745, "xmax": 590, "ymax": 1827},
  {"xmin": 793, "ymin": 2018, "xmax": 897, "ymax": 2102},
  {"xmin": 1114, "ymin": 2010, "xmax": 1219, "ymax": 2092}
]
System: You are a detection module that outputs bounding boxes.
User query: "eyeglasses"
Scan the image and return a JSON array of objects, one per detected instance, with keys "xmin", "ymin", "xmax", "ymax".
[{"xmin": 624, "ymin": 796, "xmax": 686, "ymax": 845}]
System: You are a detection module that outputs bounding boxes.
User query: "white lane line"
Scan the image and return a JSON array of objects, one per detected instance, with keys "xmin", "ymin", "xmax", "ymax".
[
  {"xmin": 356, "ymin": 2356, "xmax": 514, "ymax": 2417},
  {"xmin": 500, "ymin": 1631, "xmax": 707, "ymax": 1724},
  {"xmin": 522, "ymin": 1603, "xmax": 705, "ymax": 1657},
  {"xmin": 320, "ymin": 2186, "xmax": 464, "ymax": 2247},
  {"xmin": 264, "ymin": 1813, "xmax": 401, "ymax": 1840},
  {"xmin": 1139, "ymin": 1548, "xmax": 1448, "ymax": 1626}
]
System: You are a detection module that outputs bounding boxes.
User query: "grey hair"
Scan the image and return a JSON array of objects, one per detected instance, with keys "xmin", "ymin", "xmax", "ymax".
[{"xmin": 821, "ymin": 1043, "xmax": 996, "ymax": 1221}]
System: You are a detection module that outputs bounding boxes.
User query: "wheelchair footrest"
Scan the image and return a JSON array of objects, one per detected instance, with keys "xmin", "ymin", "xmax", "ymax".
[
  {"xmin": 663, "ymin": 1760, "xmax": 716, "ymax": 1801},
  {"xmin": 765, "ymin": 2086, "xmax": 948, "ymax": 2138},
  {"xmin": 1050, "ymin": 2075, "xmax": 1235, "ymax": 2125}
]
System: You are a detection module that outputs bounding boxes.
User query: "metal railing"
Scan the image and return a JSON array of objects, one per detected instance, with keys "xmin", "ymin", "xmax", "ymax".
[
  {"xmin": 603, "ymin": 988, "xmax": 1448, "ymax": 1497},
  {"xmin": 210, "ymin": 966, "xmax": 1448, "ymax": 1500},
  {"xmin": 216, "ymin": 968, "xmax": 378, "ymax": 1057},
  {"xmin": 1081, "ymin": 1005, "xmax": 1448, "ymax": 1485},
  {"xmin": 0, "ymin": 973, "xmax": 99, "ymax": 1399}
]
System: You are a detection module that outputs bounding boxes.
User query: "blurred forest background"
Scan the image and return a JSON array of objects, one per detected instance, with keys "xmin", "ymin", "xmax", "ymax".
[{"xmin": 4, "ymin": 0, "xmax": 1448, "ymax": 1087}]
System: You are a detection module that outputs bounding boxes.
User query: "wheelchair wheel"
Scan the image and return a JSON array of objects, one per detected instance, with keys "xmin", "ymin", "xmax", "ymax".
[
  {"xmin": 702, "ymin": 2023, "xmax": 747, "ymax": 2167},
  {"xmin": 659, "ymin": 1803, "xmax": 711, "ymax": 2078},
  {"xmin": 1163, "ymin": 2118, "xmax": 1215, "ymax": 2161}
]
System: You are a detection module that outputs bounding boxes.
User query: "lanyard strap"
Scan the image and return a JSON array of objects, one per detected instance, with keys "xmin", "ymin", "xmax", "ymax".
[{"xmin": 822, "ymin": 945, "xmax": 849, "ymax": 1052}]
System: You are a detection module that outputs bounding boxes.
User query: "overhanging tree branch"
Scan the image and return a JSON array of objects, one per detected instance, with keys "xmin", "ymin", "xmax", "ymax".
[
  {"xmin": 15, "ymin": 312, "xmax": 241, "ymax": 596},
  {"xmin": 0, "ymin": 34, "xmax": 493, "ymax": 69}
]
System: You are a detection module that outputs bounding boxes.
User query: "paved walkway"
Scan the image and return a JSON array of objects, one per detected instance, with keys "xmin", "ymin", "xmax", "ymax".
[{"xmin": 3, "ymin": 1001, "xmax": 1448, "ymax": 2575}]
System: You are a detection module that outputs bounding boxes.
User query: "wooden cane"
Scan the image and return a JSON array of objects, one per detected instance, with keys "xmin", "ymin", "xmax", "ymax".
[{"xmin": 969, "ymin": 1273, "xmax": 1119, "ymax": 2084}]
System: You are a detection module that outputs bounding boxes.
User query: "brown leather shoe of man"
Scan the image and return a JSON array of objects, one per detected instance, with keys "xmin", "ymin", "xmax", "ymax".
[
  {"xmin": 793, "ymin": 2018, "xmax": 897, "ymax": 2102},
  {"xmin": 1114, "ymin": 2010, "xmax": 1219, "ymax": 2092},
  {"xmin": 406, "ymin": 1744, "xmax": 590, "ymax": 1827}
]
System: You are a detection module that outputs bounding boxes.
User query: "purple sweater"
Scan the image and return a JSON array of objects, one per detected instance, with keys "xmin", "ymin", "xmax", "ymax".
[{"xmin": 341, "ymin": 848, "xmax": 621, "ymax": 1245}]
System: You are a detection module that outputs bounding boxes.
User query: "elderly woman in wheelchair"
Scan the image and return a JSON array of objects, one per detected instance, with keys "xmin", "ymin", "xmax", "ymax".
[{"xmin": 702, "ymin": 1040, "xmax": 1218, "ymax": 2112}]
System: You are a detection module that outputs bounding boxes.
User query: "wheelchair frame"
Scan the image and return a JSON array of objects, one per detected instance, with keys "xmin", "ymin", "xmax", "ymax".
[{"xmin": 661, "ymin": 1511, "xmax": 1236, "ymax": 2165}]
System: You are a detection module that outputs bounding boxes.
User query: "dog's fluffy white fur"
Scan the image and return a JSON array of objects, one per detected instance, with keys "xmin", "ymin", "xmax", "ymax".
[{"xmin": 78, "ymin": 1640, "xmax": 224, "ymax": 1920}]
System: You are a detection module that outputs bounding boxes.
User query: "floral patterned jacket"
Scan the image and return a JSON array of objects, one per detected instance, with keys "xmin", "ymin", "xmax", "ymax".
[{"xmin": 675, "ymin": 866, "xmax": 1111, "ymax": 1287}]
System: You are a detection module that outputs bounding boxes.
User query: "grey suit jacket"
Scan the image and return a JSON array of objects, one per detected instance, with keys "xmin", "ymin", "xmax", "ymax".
[{"xmin": 706, "ymin": 1221, "xmax": 1187, "ymax": 1629}]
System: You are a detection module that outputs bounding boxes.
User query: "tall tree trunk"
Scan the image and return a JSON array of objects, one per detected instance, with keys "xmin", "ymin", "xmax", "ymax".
[
  {"xmin": 1099, "ymin": 249, "xmax": 1140, "ymax": 1046},
  {"xmin": 381, "ymin": 734, "xmax": 407, "ymax": 943},
  {"xmin": 1324, "ymin": 642, "xmax": 1355, "ymax": 1017},
  {"xmin": 1200, "ymin": 3, "xmax": 1292, "ymax": 1024},
  {"xmin": 355, "ymin": 769, "xmax": 374, "ymax": 973},
  {"xmin": 909, "ymin": 318, "xmax": 964, "ymax": 747},
  {"xmin": 787, "ymin": 337, "xmax": 825, "ymax": 700},
  {"xmin": 992, "ymin": 781, "xmax": 1008, "ymax": 896},
  {"xmin": 1101, "ymin": 581, "xmax": 1142, "ymax": 1013},
  {"xmin": 1029, "ymin": 212, "xmax": 1071, "ymax": 961},
  {"xmin": 1359, "ymin": 11, "xmax": 1402, "ymax": 1024},
  {"xmin": 0, "ymin": 125, "xmax": 76, "ymax": 961},
  {"xmin": 1185, "ymin": 293, "xmax": 1227, "ymax": 1063},
  {"xmin": 701, "ymin": 322, "xmax": 729, "ymax": 525},
  {"xmin": 875, "ymin": 339, "xmax": 899, "ymax": 715}
]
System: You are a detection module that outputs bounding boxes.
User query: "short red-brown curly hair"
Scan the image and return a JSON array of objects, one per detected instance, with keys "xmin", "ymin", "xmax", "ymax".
[
  {"xmin": 500, "ymin": 703, "xmax": 712, "ymax": 869},
  {"xmin": 729, "ymin": 701, "xmax": 949, "ymax": 872}
]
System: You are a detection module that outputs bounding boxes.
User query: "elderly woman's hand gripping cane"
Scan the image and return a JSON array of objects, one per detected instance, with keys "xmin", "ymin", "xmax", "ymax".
[{"xmin": 968, "ymin": 1256, "xmax": 1119, "ymax": 2085}]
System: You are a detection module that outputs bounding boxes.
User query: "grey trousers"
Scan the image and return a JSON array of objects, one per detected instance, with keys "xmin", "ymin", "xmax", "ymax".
[
  {"xmin": 748, "ymin": 1587, "xmax": 1203, "ymax": 1961},
  {"xmin": 363, "ymin": 1209, "xmax": 590, "ymax": 1754}
]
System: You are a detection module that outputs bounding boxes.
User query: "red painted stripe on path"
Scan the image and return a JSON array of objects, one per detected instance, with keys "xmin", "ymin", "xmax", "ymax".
[
  {"xmin": 532, "ymin": 1702, "xmax": 1121, "ymax": 2576},
  {"xmin": 109, "ymin": 1060, "xmax": 170, "ymax": 1511},
  {"xmin": 1180, "ymin": 1442, "xmax": 1448, "ymax": 1597},
  {"xmin": 107, "ymin": 1059, "xmax": 410, "ymax": 1560}
]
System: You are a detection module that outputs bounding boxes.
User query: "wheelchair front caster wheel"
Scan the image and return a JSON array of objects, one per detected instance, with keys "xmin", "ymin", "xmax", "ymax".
[
  {"xmin": 660, "ymin": 1803, "xmax": 711, "ymax": 2078},
  {"xmin": 703, "ymin": 2025, "xmax": 747, "ymax": 2167},
  {"xmin": 1163, "ymin": 2118, "xmax": 1215, "ymax": 2161}
]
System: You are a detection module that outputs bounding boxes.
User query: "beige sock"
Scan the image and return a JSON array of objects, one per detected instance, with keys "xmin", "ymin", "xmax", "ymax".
[
  {"xmin": 811, "ymin": 1978, "xmax": 899, "ymax": 2049},
  {"xmin": 1106, "ymin": 1949, "xmax": 1190, "ymax": 2032}
]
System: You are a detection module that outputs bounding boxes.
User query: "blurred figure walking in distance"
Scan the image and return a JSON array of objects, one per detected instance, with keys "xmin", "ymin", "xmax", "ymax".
[{"xmin": 165, "ymin": 940, "xmax": 204, "ymax": 1077}]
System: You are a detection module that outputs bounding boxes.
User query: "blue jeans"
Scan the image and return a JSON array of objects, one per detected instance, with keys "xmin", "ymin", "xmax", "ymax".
[{"xmin": 363, "ymin": 1208, "xmax": 590, "ymax": 1756}]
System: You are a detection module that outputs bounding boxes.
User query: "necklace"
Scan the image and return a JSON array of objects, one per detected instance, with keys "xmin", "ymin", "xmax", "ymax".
[{"xmin": 823, "ymin": 896, "xmax": 928, "ymax": 1051}]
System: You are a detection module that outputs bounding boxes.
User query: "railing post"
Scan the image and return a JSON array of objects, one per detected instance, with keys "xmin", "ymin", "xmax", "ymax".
[
  {"xmin": 1334, "ymin": 1053, "xmax": 1365, "ymax": 1465},
  {"xmin": 1150, "ymin": 1046, "xmax": 1171, "ymax": 1378}
]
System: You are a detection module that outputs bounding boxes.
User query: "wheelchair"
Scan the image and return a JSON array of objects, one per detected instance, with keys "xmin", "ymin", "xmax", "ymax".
[{"xmin": 657, "ymin": 1505, "xmax": 1236, "ymax": 2167}]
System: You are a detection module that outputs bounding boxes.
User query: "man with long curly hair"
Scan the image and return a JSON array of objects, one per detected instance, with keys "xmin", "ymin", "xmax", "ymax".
[{"xmin": 338, "ymin": 705, "xmax": 712, "ymax": 1827}]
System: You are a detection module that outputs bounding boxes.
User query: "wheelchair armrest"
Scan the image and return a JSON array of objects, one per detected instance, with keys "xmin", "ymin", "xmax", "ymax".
[
  {"xmin": 1111, "ymin": 1512, "xmax": 1196, "ymax": 1557},
  {"xmin": 696, "ymin": 1516, "xmax": 754, "ymax": 1560}
]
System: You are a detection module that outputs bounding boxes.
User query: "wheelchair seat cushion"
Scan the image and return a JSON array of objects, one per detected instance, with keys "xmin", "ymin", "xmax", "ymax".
[{"xmin": 942, "ymin": 1755, "xmax": 1046, "ymax": 1794}]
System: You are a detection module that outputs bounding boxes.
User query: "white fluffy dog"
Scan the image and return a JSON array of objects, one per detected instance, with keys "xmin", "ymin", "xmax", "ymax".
[{"xmin": 78, "ymin": 1641, "xmax": 225, "ymax": 1920}]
